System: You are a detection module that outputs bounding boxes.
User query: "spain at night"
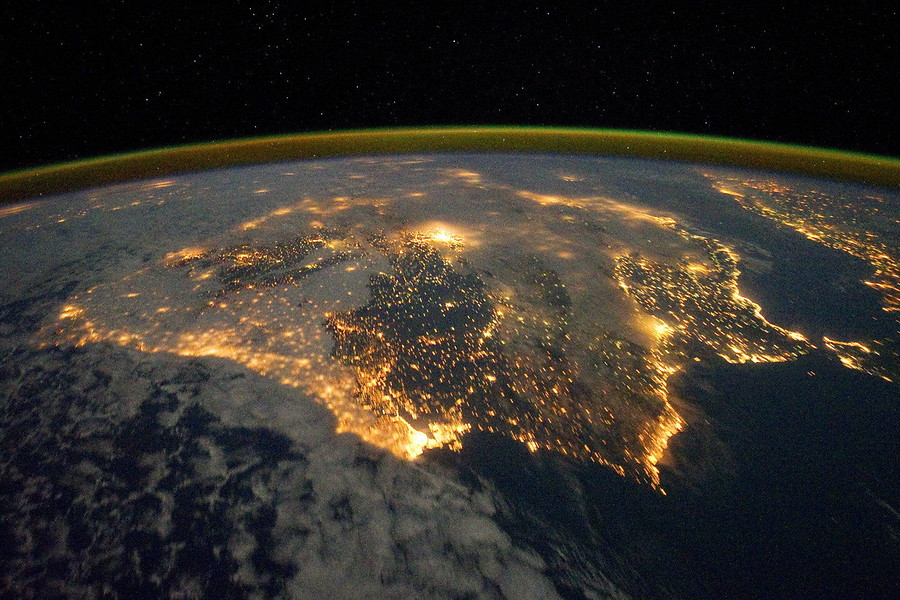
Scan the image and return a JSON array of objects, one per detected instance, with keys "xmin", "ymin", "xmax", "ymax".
[{"xmin": 1, "ymin": 4, "xmax": 897, "ymax": 599}]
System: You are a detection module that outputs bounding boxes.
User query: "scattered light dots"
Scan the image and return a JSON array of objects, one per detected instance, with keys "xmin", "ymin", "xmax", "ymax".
[{"xmin": 31, "ymin": 160, "xmax": 896, "ymax": 491}]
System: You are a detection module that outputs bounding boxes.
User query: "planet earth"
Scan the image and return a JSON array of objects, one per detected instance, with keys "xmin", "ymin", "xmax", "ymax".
[{"xmin": 0, "ymin": 132, "xmax": 898, "ymax": 599}]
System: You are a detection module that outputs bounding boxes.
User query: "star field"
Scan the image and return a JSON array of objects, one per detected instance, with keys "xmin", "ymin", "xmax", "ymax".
[{"xmin": 1, "ymin": 3, "xmax": 898, "ymax": 171}]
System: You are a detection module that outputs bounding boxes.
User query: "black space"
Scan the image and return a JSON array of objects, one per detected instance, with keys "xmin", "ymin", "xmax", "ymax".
[{"xmin": 1, "ymin": 2, "xmax": 898, "ymax": 172}]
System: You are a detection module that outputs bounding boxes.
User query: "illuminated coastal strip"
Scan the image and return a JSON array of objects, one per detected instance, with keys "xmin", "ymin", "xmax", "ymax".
[{"xmin": 2, "ymin": 127, "xmax": 900, "ymax": 203}]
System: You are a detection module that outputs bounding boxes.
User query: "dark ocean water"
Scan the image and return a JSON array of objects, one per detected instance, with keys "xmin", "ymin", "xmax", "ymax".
[{"xmin": 430, "ymin": 351, "xmax": 900, "ymax": 600}]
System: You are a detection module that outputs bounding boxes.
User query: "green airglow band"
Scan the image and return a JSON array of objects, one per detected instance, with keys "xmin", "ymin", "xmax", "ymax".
[{"xmin": 1, "ymin": 127, "xmax": 898, "ymax": 203}]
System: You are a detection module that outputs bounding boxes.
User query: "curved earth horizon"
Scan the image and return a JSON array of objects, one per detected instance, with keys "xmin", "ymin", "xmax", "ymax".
[{"xmin": 1, "ymin": 130, "xmax": 897, "ymax": 599}]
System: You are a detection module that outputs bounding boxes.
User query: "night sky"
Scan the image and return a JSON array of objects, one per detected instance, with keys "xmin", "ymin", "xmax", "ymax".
[{"xmin": 2, "ymin": 2, "xmax": 897, "ymax": 172}]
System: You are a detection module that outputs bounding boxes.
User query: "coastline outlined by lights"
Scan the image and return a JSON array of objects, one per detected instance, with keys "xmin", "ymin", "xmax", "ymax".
[
  {"xmin": 705, "ymin": 172, "xmax": 899, "ymax": 381},
  {"xmin": 2, "ymin": 126, "xmax": 897, "ymax": 492},
  {"xmin": 12, "ymin": 150, "xmax": 892, "ymax": 490}
]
